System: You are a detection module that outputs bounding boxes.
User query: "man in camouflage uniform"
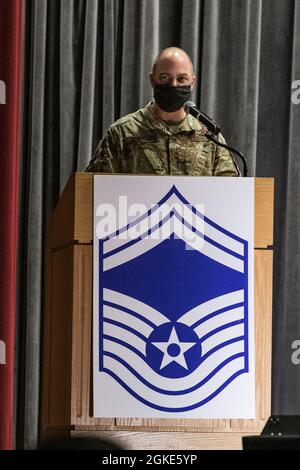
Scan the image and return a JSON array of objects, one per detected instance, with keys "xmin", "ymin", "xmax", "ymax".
[{"xmin": 86, "ymin": 47, "xmax": 239, "ymax": 176}]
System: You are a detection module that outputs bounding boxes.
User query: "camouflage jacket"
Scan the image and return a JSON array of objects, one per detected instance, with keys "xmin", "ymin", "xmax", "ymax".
[{"xmin": 86, "ymin": 102, "xmax": 240, "ymax": 176}]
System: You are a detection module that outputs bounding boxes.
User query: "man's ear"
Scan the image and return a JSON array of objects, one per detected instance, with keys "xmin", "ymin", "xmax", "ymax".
[{"xmin": 191, "ymin": 74, "xmax": 196, "ymax": 91}]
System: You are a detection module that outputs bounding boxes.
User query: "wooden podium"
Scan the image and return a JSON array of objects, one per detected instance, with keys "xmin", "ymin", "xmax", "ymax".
[{"xmin": 40, "ymin": 173, "xmax": 274, "ymax": 450}]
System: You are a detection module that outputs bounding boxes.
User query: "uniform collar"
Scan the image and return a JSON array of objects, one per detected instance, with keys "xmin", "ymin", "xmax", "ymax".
[{"xmin": 143, "ymin": 101, "xmax": 203, "ymax": 134}]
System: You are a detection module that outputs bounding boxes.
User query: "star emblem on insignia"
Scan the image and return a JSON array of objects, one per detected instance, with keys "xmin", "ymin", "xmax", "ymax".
[{"xmin": 151, "ymin": 326, "xmax": 196, "ymax": 370}]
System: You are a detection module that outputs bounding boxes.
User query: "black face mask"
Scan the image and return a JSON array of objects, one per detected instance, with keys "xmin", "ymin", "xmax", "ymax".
[{"xmin": 153, "ymin": 83, "xmax": 192, "ymax": 112}]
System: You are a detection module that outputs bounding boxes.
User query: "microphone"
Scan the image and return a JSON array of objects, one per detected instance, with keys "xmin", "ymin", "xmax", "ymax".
[
  {"xmin": 184, "ymin": 101, "xmax": 221, "ymax": 136},
  {"xmin": 184, "ymin": 101, "xmax": 248, "ymax": 176}
]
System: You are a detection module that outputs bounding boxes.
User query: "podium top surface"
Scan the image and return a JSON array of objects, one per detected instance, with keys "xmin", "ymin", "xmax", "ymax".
[{"xmin": 47, "ymin": 173, "xmax": 274, "ymax": 250}]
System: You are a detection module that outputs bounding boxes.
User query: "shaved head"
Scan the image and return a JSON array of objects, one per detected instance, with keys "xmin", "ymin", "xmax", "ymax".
[
  {"xmin": 149, "ymin": 47, "xmax": 196, "ymax": 118},
  {"xmin": 152, "ymin": 47, "xmax": 194, "ymax": 75}
]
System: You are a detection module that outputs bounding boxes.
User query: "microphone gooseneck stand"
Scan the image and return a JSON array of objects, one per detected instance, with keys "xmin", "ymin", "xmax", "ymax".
[{"xmin": 205, "ymin": 131, "xmax": 248, "ymax": 177}]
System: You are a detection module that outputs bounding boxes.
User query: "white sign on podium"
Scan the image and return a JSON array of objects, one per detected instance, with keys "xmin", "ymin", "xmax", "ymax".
[{"xmin": 93, "ymin": 176, "xmax": 255, "ymax": 418}]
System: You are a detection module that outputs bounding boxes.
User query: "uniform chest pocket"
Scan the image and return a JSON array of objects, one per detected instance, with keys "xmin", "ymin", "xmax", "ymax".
[
  {"xmin": 122, "ymin": 138, "xmax": 167, "ymax": 174},
  {"xmin": 191, "ymin": 145, "xmax": 213, "ymax": 175}
]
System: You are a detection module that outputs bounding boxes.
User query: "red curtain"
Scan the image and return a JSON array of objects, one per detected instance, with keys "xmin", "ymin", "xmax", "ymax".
[{"xmin": 0, "ymin": 0, "xmax": 23, "ymax": 449}]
